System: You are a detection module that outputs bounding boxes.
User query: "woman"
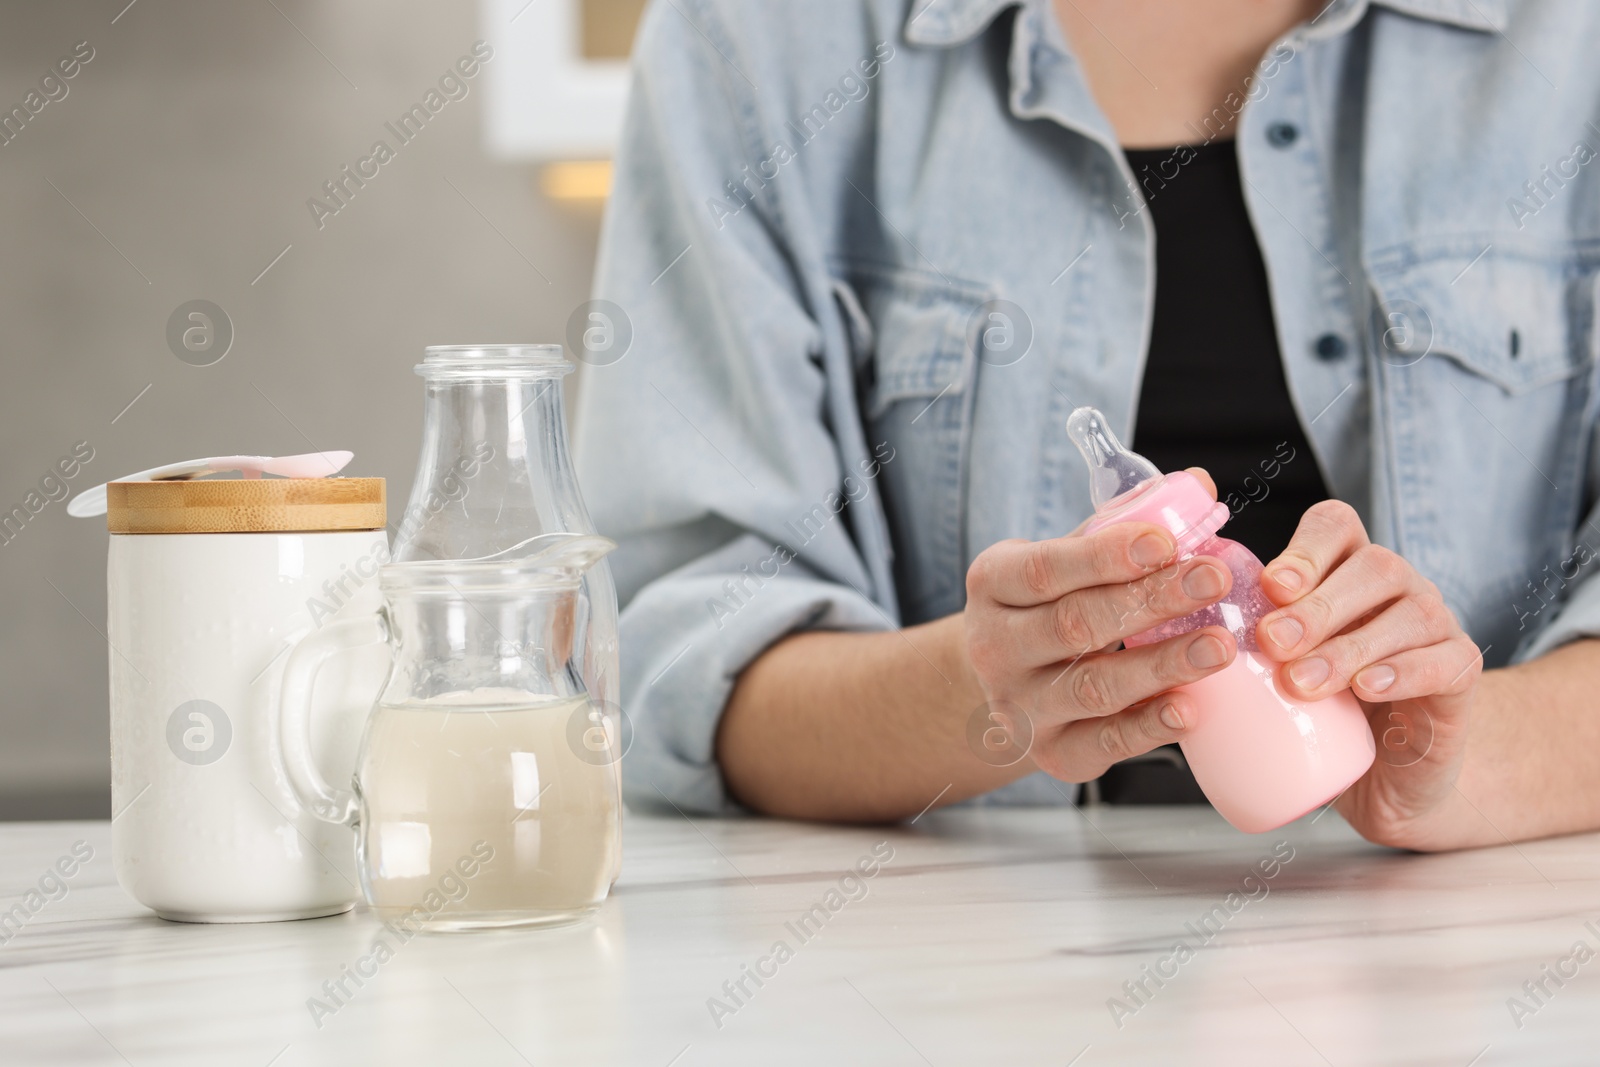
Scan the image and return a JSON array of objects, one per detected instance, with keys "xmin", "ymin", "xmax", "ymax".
[{"xmin": 574, "ymin": 0, "xmax": 1600, "ymax": 850}]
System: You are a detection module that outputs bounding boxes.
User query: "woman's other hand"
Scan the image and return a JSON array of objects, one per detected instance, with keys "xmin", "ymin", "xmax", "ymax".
[{"xmin": 1256, "ymin": 500, "xmax": 1485, "ymax": 848}]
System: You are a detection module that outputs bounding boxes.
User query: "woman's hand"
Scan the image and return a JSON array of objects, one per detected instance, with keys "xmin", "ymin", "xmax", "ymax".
[
  {"xmin": 1256, "ymin": 500, "xmax": 1485, "ymax": 849},
  {"xmin": 963, "ymin": 517, "xmax": 1237, "ymax": 784}
]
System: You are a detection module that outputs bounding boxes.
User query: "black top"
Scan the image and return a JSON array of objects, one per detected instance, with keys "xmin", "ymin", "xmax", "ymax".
[
  {"xmin": 1124, "ymin": 139, "xmax": 1329, "ymax": 565},
  {"xmin": 1092, "ymin": 140, "xmax": 1330, "ymax": 807}
]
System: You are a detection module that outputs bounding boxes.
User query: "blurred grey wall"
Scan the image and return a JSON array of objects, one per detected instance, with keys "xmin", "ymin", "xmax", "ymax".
[{"xmin": 0, "ymin": 1, "xmax": 604, "ymax": 817}]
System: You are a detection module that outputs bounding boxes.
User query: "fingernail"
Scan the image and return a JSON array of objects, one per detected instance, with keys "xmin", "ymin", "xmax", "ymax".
[
  {"xmin": 1182, "ymin": 563, "xmax": 1225, "ymax": 600},
  {"xmin": 1289, "ymin": 656, "xmax": 1330, "ymax": 690},
  {"xmin": 1187, "ymin": 633, "xmax": 1229, "ymax": 669},
  {"xmin": 1270, "ymin": 567, "xmax": 1303, "ymax": 593},
  {"xmin": 1131, "ymin": 532, "xmax": 1174, "ymax": 568},
  {"xmin": 1358, "ymin": 664, "xmax": 1396, "ymax": 693},
  {"xmin": 1159, "ymin": 702, "xmax": 1185, "ymax": 730},
  {"xmin": 1267, "ymin": 615, "xmax": 1304, "ymax": 651}
]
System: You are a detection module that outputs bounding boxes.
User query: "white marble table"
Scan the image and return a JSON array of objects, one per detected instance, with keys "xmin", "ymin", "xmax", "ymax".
[{"xmin": 1, "ymin": 806, "xmax": 1595, "ymax": 1065}]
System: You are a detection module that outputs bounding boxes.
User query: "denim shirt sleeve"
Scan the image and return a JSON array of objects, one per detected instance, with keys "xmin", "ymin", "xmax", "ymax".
[
  {"xmin": 1522, "ymin": 568, "xmax": 1600, "ymax": 662},
  {"xmin": 572, "ymin": 1, "xmax": 892, "ymax": 815}
]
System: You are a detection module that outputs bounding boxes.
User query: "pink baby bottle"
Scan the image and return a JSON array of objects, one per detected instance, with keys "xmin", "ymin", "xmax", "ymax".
[{"xmin": 1066, "ymin": 407, "xmax": 1376, "ymax": 833}]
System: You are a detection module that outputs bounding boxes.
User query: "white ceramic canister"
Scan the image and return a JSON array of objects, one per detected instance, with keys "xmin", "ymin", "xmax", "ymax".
[{"xmin": 106, "ymin": 478, "xmax": 390, "ymax": 922}]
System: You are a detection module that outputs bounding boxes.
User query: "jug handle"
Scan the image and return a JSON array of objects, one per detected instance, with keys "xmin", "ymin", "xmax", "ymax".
[{"xmin": 275, "ymin": 613, "xmax": 388, "ymax": 825}]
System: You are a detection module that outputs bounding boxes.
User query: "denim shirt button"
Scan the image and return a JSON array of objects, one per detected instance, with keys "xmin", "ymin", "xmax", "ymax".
[
  {"xmin": 1313, "ymin": 333, "xmax": 1348, "ymax": 361},
  {"xmin": 1266, "ymin": 122, "xmax": 1300, "ymax": 148}
]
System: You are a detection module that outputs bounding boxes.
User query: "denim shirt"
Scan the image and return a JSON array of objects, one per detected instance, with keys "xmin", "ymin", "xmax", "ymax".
[{"xmin": 574, "ymin": 0, "xmax": 1600, "ymax": 814}]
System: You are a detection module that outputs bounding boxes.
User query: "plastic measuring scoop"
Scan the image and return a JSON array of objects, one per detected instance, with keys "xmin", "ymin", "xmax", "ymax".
[{"xmin": 67, "ymin": 451, "xmax": 354, "ymax": 518}]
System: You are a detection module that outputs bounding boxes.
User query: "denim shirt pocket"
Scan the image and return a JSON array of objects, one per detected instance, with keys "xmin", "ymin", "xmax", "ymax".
[
  {"xmin": 1375, "ymin": 248, "xmax": 1594, "ymax": 394},
  {"xmin": 1368, "ymin": 244, "xmax": 1600, "ymax": 652},
  {"xmin": 842, "ymin": 264, "xmax": 992, "ymax": 622}
]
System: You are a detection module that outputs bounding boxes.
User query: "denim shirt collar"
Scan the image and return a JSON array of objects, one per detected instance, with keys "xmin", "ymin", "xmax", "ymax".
[
  {"xmin": 902, "ymin": 0, "xmax": 1505, "ymax": 49},
  {"xmin": 901, "ymin": 0, "xmax": 1509, "ymax": 199}
]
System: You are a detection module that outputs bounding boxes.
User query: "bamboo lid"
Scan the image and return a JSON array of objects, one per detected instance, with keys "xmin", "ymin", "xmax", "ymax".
[{"xmin": 106, "ymin": 478, "xmax": 386, "ymax": 534}]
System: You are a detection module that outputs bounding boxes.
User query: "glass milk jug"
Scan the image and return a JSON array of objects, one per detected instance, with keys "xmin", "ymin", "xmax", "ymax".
[{"xmin": 276, "ymin": 536, "xmax": 621, "ymax": 930}]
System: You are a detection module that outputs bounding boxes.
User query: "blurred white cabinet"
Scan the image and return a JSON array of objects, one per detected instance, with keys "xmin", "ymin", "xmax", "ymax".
[{"xmin": 482, "ymin": 0, "xmax": 644, "ymax": 160}]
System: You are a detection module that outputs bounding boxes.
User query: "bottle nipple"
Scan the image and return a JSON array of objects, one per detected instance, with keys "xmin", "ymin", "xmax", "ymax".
[{"xmin": 1066, "ymin": 407, "xmax": 1162, "ymax": 511}]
